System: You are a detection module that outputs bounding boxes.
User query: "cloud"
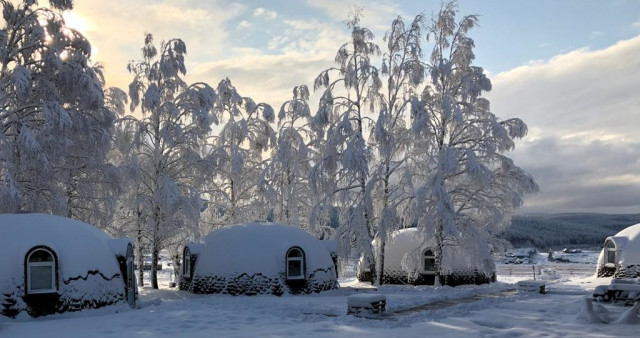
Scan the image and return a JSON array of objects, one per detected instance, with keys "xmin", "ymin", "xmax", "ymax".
[
  {"xmin": 487, "ymin": 35, "xmax": 640, "ymax": 213},
  {"xmin": 633, "ymin": 19, "xmax": 640, "ymax": 29},
  {"xmin": 307, "ymin": 0, "xmax": 406, "ymax": 31},
  {"xmin": 70, "ymin": 0, "xmax": 247, "ymax": 90},
  {"xmin": 187, "ymin": 16, "xmax": 354, "ymax": 108},
  {"xmin": 148, "ymin": 4, "xmax": 212, "ymax": 24},
  {"xmin": 237, "ymin": 20, "xmax": 252, "ymax": 30},
  {"xmin": 189, "ymin": 20, "xmax": 348, "ymax": 107},
  {"xmin": 190, "ymin": 53, "xmax": 331, "ymax": 110},
  {"xmin": 253, "ymin": 7, "xmax": 278, "ymax": 19},
  {"xmin": 510, "ymin": 135, "xmax": 640, "ymax": 214},
  {"xmin": 267, "ymin": 35, "xmax": 289, "ymax": 50},
  {"xmin": 589, "ymin": 31, "xmax": 604, "ymax": 39}
]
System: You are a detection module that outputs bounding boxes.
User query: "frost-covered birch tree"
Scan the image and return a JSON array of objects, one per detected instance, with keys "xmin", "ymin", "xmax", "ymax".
[
  {"xmin": 262, "ymin": 85, "xmax": 317, "ymax": 231},
  {"xmin": 62, "ymin": 70, "xmax": 122, "ymax": 230},
  {"xmin": 409, "ymin": 2, "xmax": 538, "ymax": 284},
  {"xmin": 310, "ymin": 10, "xmax": 381, "ymax": 278},
  {"xmin": 369, "ymin": 14, "xmax": 425, "ymax": 284},
  {"xmin": 199, "ymin": 78, "xmax": 275, "ymax": 231},
  {"xmin": 0, "ymin": 0, "xmax": 118, "ymax": 224},
  {"xmin": 110, "ymin": 106, "xmax": 149, "ymax": 287},
  {"xmin": 123, "ymin": 33, "xmax": 216, "ymax": 288}
]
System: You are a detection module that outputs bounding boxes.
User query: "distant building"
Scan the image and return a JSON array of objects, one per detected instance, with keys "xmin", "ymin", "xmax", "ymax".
[
  {"xmin": 358, "ymin": 228, "xmax": 496, "ymax": 286},
  {"xmin": 0, "ymin": 214, "xmax": 137, "ymax": 318},
  {"xmin": 597, "ymin": 223, "xmax": 640, "ymax": 278},
  {"xmin": 180, "ymin": 222, "xmax": 338, "ymax": 295}
]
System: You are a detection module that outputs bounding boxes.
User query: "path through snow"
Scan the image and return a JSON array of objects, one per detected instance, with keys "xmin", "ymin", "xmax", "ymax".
[{"xmin": 1, "ymin": 262, "xmax": 638, "ymax": 337}]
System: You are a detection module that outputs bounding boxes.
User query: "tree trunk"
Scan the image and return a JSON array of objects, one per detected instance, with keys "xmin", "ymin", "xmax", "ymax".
[
  {"xmin": 377, "ymin": 163, "xmax": 391, "ymax": 286},
  {"xmin": 434, "ymin": 217, "xmax": 444, "ymax": 287},
  {"xmin": 151, "ymin": 246, "xmax": 159, "ymax": 289},
  {"xmin": 376, "ymin": 238, "xmax": 386, "ymax": 285},
  {"xmin": 368, "ymin": 260, "xmax": 377, "ymax": 285},
  {"xmin": 136, "ymin": 232, "xmax": 144, "ymax": 287},
  {"xmin": 285, "ymin": 168, "xmax": 292, "ymax": 224}
]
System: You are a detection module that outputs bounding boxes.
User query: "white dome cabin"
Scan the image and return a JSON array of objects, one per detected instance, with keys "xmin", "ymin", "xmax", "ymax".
[
  {"xmin": 597, "ymin": 223, "xmax": 640, "ymax": 278},
  {"xmin": 0, "ymin": 213, "xmax": 137, "ymax": 318},
  {"xmin": 358, "ymin": 228, "xmax": 496, "ymax": 286},
  {"xmin": 179, "ymin": 222, "xmax": 338, "ymax": 295}
]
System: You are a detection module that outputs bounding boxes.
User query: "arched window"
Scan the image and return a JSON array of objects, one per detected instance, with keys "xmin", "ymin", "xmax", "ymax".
[
  {"xmin": 26, "ymin": 247, "xmax": 57, "ymax": 294},
  {"xmin": 183, "ymin": 247, "xmax": 191, "ymax": 278},
  {"xmin": 605, "ymin": 240, "xmax": 616, "ymax": 265},
  {"xmin": 286, "ymin": 247, "xmax": 305, "ymax": 280},
  {"xmin": 424, "ymin": 249, "xmax": 436, "ymax": 273}
]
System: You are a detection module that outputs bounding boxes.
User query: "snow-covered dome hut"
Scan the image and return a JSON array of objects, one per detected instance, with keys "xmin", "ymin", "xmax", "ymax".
[
  {"xmin": 179, "ymin": 222, "xmax": 338, "ymax": 295},
  {"xmin": 597, "ymin": 223, "xmax": 640, "ymax": 278},
  {"xmin": 0, "ymin": 213, "xmax": 137, "ymax": 318},
  {"xmin": 358, "ymin": 228, "xmax": 496, "ymax": 286}
]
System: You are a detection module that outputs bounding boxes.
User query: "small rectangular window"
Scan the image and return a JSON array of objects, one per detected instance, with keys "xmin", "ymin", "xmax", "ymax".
[
  {"xmin": 288, "ymin": 260, "xmax": 302, "ymax": 278},
  {"xmin": 424, "ymin": 259, "xmax": 435, "ymax": 271},
  {"xmin": 30, "ymin": 266, "xmax": 53, "ymax": 290}
]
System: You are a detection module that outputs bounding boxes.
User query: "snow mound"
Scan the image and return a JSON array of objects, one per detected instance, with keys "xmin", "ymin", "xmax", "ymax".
[
  {"xmin": 577, "ymin": 297, "xmax": 640, "ymax": 324},
  {"xmin": 373, "ymin": 228, "xmax": 495, "ymax": 285},
  {"xmin": 597, "ymin": 223, "xmax": 640, "ymax": 278},
  {"xmin": 184, "ymin": 222, "xmax": 338, "ymax": 295},
  {"xmin": 0, "ymin": 213, "xmax": 130, "ymax": 318}
]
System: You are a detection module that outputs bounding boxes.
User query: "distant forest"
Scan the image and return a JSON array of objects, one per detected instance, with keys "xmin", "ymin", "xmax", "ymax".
[{"xmin": 498, "ymin": 214, "xmax": 640, "ymax": 249}]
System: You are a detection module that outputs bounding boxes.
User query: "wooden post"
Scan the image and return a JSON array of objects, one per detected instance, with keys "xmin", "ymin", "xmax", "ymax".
[{"xmin": 532, "ymin": 265, "xmax": 536, "ymax": 280}]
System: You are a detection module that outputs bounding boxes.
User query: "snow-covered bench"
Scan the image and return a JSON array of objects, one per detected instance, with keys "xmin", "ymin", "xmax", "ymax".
[
  {"xmin": 347, "ymin": 294, "xmax": 386, "ymax": 316},
  {"xmin": 593, "ymin": 278, "xmax": 640, "ymax": 305},
  {"xmin": 517, "ymin": 280, "xmax": 546, "ymax": 294}
]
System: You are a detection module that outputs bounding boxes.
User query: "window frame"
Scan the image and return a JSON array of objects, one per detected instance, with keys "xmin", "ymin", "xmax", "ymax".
[
  {"xmin": 25, "ymin": 246, "xmax": 58, "ymax": 295},
  {"xmin": 423, "ymin": 249, "xmax": 436, "ymax": 274},
  {"xmin": 604, "ymin": 240, "xmax": 616, "ymax": 265},
  {"xmin": 126, "ymin": 244, "xmax": 135, "ymax": 290},
  {"xmin": 183, "ymin": 247, "xmax": 191, "ymax": 278},
  {"xmin": 286, "ymin": 247, "xmax": 305, "ymax": 281}
]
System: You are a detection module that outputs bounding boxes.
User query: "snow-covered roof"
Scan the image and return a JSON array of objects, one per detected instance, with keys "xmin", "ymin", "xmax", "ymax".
[
  {"xmin": 609, "ymin": 223, "xmax": 640, "ymax": 247},
  {"xmin": 322, "ymin": 239, "xmax": 338, "ymax": 255},
  {"xmin": 0, "ymin": 213, "xmax": 122, "ymax": 289},
  {"xmin": 194, "ymin": 222, "xmax": 335, "ymax": 278},
  {"xmin": 107, "ymin": 238, "xmax": 133, "ymax": 257},
  {"xmin": 185, "ymin": 243, "xmax": 204, "ymax": 255}
]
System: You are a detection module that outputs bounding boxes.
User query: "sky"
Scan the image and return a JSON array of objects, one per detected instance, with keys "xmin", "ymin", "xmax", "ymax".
[{"xmin": 61, "ymin": 0, "xmax": 640, "ymax": 214}]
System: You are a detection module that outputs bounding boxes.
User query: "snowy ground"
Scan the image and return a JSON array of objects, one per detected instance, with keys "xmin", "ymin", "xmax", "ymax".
[{"xmin": 1, "ymin": 255, "xmax": 638, "ymax": 337}]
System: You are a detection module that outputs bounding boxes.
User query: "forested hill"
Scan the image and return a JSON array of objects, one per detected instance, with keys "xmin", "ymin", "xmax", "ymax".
[{"xmin": 498, "ymin": 214, "xmax": 640, "ymax": 249}]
